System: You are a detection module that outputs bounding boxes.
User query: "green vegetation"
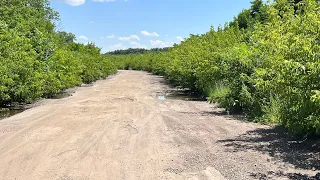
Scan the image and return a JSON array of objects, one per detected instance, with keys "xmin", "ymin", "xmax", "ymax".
[
  {"xmin": 110, "ymin": 0, "xmax": 320, "ymax": 136},
  {"xmin": 105, "ymin": 47, "xmax": 170, "ymax": 55},
  {"xmin": 0, "ymin": 0, "xmax": 116, "ymax": 106},
  {"xmin": 1, "ymin": 0, "xmax": 319, "ymax": 136}
]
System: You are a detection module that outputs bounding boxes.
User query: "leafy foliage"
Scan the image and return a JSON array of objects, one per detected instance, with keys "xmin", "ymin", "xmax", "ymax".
[
  {"xmin": 110, "ymin": 0, "xmax": 320, "ymax": 135},
  {"xmin": 0, "ymin": 0, "xmax": 116, "ymax": 106}
]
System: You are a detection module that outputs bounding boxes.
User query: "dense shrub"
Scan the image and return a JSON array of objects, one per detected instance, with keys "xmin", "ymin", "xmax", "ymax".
[
  {"xmin": 0, "ymin": 0, "xmax": 117, "ymax": 106},
  {"xmin": 110, "ymin": 0, "xmax": 320, "ymax": 135}
]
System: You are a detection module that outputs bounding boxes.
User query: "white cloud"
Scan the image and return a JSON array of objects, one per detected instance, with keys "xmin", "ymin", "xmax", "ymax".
[
  {"xmin": 58, "ymin": 0, "xmax": 116, "ymax": 6},
  {"xmin": 176, "ymin": 36, "xmax": 183, "ymax": 41},
  {"xmin": 119, "ymin": 35, "xmax": 140, "ymax": 41},
  {"xmin": 109, "ymin": 43, "xmax": 127, "ymax": 51},
  {"xmin": 107, "ymin": 35, "xmax": 115, "ymax": 38},
  {"xmin": 78, "ymin": 35, "xmax": 89, "ymax": 41},
  {"xmin": 130, "ymin": 41, "xmax": 147, "ymax": 49},
  {"xmin": 150, "ymin": 40, "xmax": 170, "ymax": 48},
  {"xmin": 141, "ymin": 30, "xmax": 159, "ymax": 37},
  {"xmin": 59, "ymin": 0, "xmax": 85, "ymax": 6}
]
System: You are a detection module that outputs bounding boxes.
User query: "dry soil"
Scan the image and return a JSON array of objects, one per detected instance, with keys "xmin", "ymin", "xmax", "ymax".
[{"xmin": 0, "ymin": 70, "xmax": 318, "ymax": 180}]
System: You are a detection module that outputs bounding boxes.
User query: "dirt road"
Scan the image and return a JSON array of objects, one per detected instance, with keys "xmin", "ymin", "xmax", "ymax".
[{"xmin": 0, "ymin": 70, "xmax": 318, "ymax": 180}]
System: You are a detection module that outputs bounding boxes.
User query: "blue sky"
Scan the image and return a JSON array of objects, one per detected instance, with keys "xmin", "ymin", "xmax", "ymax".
[{"xmin": 50, "ymin": 0, "xmax": 252, "ymax": 53}]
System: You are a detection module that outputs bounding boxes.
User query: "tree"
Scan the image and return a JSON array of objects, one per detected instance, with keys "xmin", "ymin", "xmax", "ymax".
[{"xmin": 56, "ymin": 31, "xmax": 76, "ymax": 44}]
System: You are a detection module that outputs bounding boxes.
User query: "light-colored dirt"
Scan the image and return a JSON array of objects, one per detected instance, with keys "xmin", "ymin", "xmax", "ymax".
[{"xmin": 0, "ymin": 70, "xmax": 318, "ymax": 180}]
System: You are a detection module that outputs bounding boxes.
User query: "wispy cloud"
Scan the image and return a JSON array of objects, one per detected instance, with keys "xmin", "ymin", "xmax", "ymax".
[
  {"xmin": 150, "ymin": 40, "xmax": 170, "ymax": 48},
  {"xmin": 58, "ymin": 0, "xmax": 85, "ymax": 6},
  {"xmin": 141, "ymin": 30, "xmax": 159, "ymax": 37},
  {"xmin": 109, "ymin": 43, "xmax": 127, "ymax": 51},
  {"xmin": 119, "ymin": 35, "xmax": 140, "ymax": 41},
  {"xmin": 107, "ymin": 35, "xmax": 115, "ymax": 38},
  {"xmin": 176, "ymin": 36, "xmax": 183, "ymax": 42},
  {"xmin": 78, "ymin": 35, "xmax": 89, "ymax": 41},
  {"xmin": 58, "ymin": 0, "xmax": 116, "ymax": 6},
  {"xmin": 130, "ymin": 41, "xmax": 147, "ymax": 49}
]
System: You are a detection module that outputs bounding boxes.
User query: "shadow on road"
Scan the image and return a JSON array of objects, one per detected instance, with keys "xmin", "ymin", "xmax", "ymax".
[
  {"xmin": 153, "ymin": 73, "xmax": 320, "ymax": 179},
  {"xmin": 154, "ymin": 77, "xmax": 206, "ymax": 101},
  {"xmin": 217, "ymin": 126, "xmax": 320, "ymax": 179}
]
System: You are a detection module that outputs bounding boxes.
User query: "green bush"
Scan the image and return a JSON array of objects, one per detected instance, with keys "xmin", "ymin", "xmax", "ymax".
[
  {"xmin": 109, "ymin": 0, "xmax": 320, "ymax": 136},
  {"xmin": 0, "ymin": 0, "xmax": 117, "ymax": 106}
]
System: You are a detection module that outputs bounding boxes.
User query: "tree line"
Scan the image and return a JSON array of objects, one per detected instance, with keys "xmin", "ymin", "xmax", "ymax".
[
  {"xmin": 110, "ymin": 0, "xmax": 320, "ymax": 136},
  {"xmin": 106, "ymin": 47, "xmax": 170, "ymax": 55},
  {"xmin": 0, "ymin": 0, "xmax": 117, "ymax": 107}
]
